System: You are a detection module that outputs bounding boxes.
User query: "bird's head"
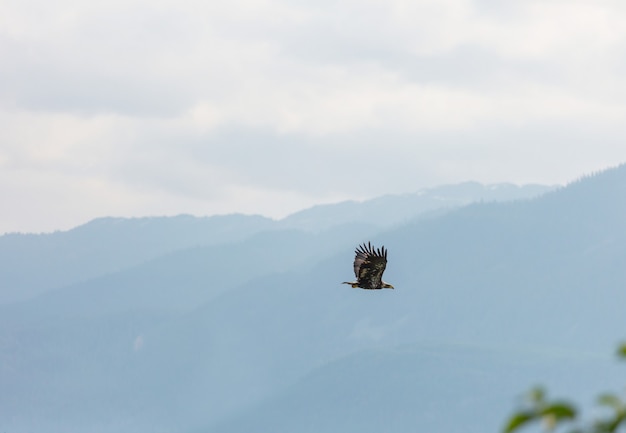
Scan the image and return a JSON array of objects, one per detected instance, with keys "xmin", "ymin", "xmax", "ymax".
[{"xmin": 382, "ymin": 282, "xmax": 394, "ymax": 289}]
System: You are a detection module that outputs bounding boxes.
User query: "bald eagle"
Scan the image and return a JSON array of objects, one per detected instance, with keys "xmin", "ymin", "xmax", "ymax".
[{"xmin": 342, "ymin": 242, "xmax": 394, "ymax": 290}]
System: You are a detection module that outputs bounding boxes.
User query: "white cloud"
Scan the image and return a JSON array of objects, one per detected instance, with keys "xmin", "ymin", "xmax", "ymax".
[{"xmin": 2, "ymin": 0, "xmax": 626, "ymax": 232}]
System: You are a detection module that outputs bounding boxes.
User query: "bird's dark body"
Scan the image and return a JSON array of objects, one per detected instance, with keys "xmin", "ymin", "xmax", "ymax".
[{"xmin": 342, "ymin": 242, "xmax": 394, "ymax": 290}]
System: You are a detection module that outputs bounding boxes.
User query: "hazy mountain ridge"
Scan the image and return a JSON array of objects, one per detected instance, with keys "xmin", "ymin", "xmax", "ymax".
[
  {"xmin": 209, "ymin": 344, "xmax": 621, "ymax": 433},
  {"xmin": 179, "ymin": 166, "xmax": 626, "ymax": 431},
  {"xmin": 192, "ymin": 167, "xmax": 626, "ymax": 432},
  {"xmin": 280, "ymin": 181, "xmax": 555, "ymax": 231},
  {"xmin": 0, "ymin": 223, "xmax": 379, "ymax": 324},
  {"xmin": 2, "ymin": 170, "xmax": 624, "ymax": 433},
  {"xmin": 0, "ymin": 182, "xmax": 552, "ymax": 304},
  {"xmin": 0, "ymin": 214, "xmax": 275, "ymax": 304}
]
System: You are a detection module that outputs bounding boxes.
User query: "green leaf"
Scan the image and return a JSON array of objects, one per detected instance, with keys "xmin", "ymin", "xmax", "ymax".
[
  {"xmin": 503, "ymin": 411, "xmax": 536, "ymax": 433},
  {"xmin": 598, "ymin": 394, "xmax": 623, "ymax": 412},
  {"xmin": 528, "ymin": 386, "xmax": 546, "ymax": 404},
  {"xmin": 617, "ymin": 343, "xmax": 626, "ymax": 359},
  {"xmin": 595, "ymin": 415, "xmax": 626, "ymax": 433},
  {"xmin": 606, "ymin": 417, "xmax": 625, "ymax": 433},
  {"xmin": 540, "ymin": 402, "xmax": 577, "ymax": 421}
]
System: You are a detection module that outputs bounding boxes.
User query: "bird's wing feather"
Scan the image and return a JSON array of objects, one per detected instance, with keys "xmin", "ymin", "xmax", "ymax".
[
  {"xmin": 352, "ymin": 249, "xmax": 368, "ymax": 278},
  {"xmin": 353, "ymin": 242, "xmax": 387, "ymax": 288}
]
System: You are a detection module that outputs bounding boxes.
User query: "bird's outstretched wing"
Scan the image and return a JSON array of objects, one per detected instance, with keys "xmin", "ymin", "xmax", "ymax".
[{"xmin": 353, "ymin": 242, "xmax": 387, "ymax": 289}]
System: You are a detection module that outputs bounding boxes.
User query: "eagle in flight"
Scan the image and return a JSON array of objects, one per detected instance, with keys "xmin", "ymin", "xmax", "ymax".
[{"xmin": 342, "ymin": 242, "xmax": 394, "ymax": 290}]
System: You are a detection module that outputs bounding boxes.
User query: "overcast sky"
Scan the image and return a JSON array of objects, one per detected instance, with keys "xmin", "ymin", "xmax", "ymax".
[{"xmin": 2, "ymin": 0, "xmax": 626, "ymax": 233}]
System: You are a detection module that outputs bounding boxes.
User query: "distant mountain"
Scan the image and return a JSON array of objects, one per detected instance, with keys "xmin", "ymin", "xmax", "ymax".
[
  {"xmin": 9, "ymin": 169, "xmax": 625, "ymax": 433},
  {"xmin": 209, "ymin": 344, "xmax": 620, "ymax": 433},
  {"xmin": 0, "ymin": 214, "xmax": 274, "ymax": 303},
  {"xmin": 2, "ymin": 222, "xmax": 378, "ymax": 322},
  {"xmin": 0, "ymin": 182, "xmax": 554, "ymax": 304},
  {"xmin": 280, "ymin": 182, "xmax": 554, "ymax": 231}
]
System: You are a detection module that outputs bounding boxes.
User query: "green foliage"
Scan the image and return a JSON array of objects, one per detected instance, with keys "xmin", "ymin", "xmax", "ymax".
[
  {"xmin": 503, "ymin": 387, "xmax": 576, "ymax": 433},
  {"xmin": 593, "ymin": 392, "xmax": 626, "ymax": 433},
  {"xmin": 504, "ymin": 412, "xmax": 536, "ymax": 433},
  {"xmin": 503, "ymin": 343, "xmax": 626, "ymax": 433},
  {"xmin": 617, "ymin": 343, "xmax": 626, "ymax": 359}
]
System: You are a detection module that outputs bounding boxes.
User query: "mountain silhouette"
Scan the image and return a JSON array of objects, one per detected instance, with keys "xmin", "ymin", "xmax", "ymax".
[{"xmin": 2, "ymin": 169, "xmax": 624, "ymax": 433}]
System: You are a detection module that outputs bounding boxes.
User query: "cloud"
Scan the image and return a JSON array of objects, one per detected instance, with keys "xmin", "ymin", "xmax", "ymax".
[
  {"xmin": 4, "ymin": 0, "xmax": 626, "ymax": 119},
  {"xmin": 2, "ymin": 0, "xmax": 626, "ymax": 232}
]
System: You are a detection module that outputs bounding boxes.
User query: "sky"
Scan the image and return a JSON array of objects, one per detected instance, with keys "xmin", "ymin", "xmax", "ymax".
[{"xmin": 2, "ymin": 0, "xmax": 626, "ymax": 233}]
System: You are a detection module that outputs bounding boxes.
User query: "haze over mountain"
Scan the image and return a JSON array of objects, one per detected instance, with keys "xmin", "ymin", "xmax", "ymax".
[
  {"xmin": 0, "ymin": 182, "xmax": 552, "ymax": 304},
  {"xmin": 1, "ymin": 169, "xmax": 624, "ymax": 433}
]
